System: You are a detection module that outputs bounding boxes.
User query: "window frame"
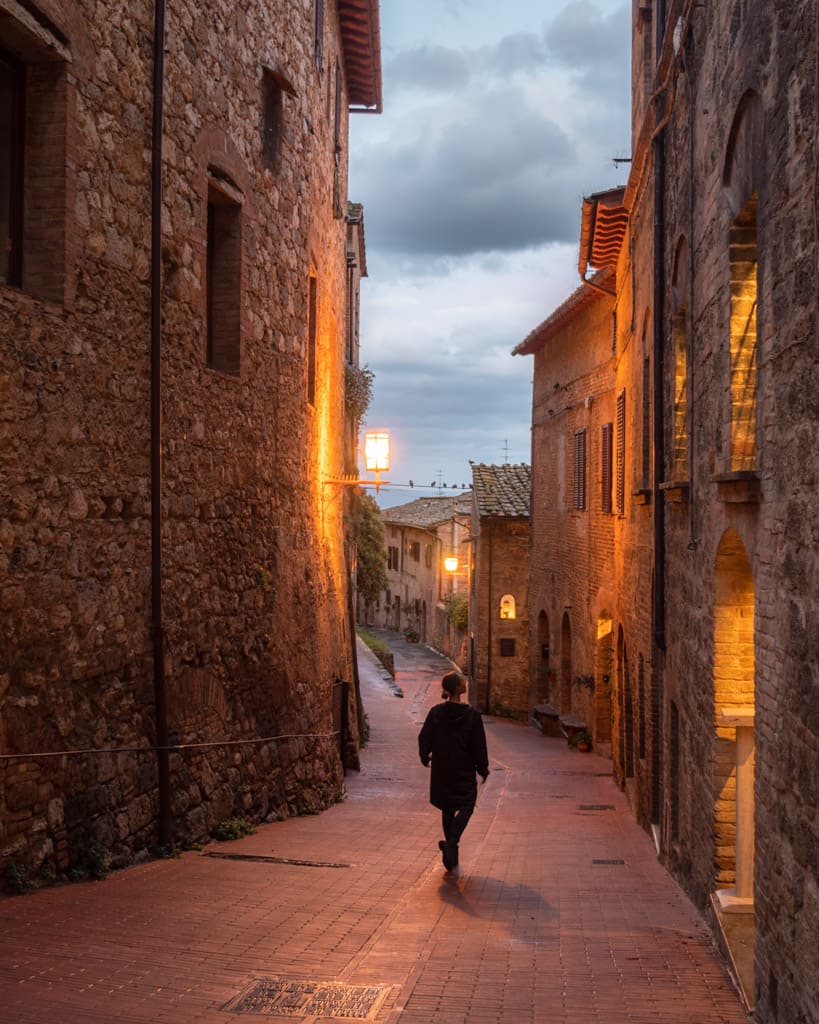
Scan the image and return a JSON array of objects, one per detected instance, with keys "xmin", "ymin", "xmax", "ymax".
[{"xmin": 0, "ymin": 49, "xmax": 25, "ymax": 287}]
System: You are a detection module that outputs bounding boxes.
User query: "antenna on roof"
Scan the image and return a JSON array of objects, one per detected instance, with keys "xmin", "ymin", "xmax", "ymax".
[{"xmin": 501, "ymin": 439, "xmax": 510, "ymax": 464}]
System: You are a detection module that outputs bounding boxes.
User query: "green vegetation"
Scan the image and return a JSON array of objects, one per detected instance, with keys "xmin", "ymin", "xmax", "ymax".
[
  {"xmin": 344, "ymin": 364, "xmax": 375, "ymax": 425},
  {"xmin": 357, "ymin": 626, "xmax": 390, "ymax": 657},
  {"xmin": 353, "ymin": 493, "xmax": 388, "ymax": 605},
  {"xmin": 212, "ymin": 817, "xmax": 256, "ymax": 841},
  {"xmin": 4, "ymin": 860, "xmax": 36, "ymax": 894},
  {"xmin": 444, "ymin": 594, "xmax": 469, "ymax": 631}
]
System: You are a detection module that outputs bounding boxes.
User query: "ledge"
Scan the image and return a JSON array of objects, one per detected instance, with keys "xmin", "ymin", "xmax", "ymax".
[
  {"xmin": 712, "ymin": 470, "xmax": 761, "ymax": 504},
  {"xmin": 659, "ymin": 480, "xmax": 690, "ymax": 504}
]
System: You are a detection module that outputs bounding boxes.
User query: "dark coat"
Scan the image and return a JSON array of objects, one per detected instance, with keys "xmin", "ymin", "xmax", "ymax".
[{"xmin": 418, "ymin": 701, "xmax": 489, "ymax": 810}]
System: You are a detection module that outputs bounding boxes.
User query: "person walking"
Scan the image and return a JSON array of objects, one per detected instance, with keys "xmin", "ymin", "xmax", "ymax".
[{"xmin": 418, "ymin": 671, "xmax": 489, "ymax": 871}]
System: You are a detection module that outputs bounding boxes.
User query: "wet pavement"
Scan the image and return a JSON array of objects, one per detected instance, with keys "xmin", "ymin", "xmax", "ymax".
[{"xmin": 0, "ymin": 632, "xmax": 750, "ymax": 1023}]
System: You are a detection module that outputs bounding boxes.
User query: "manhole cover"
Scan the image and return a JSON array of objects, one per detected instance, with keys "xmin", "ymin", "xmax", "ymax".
[{"xmin": 224, "ymin": 978, "xmax": 390, "ymax": 1018}]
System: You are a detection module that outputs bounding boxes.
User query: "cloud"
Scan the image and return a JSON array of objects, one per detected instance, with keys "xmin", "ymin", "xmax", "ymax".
[
  {"xmin": 385, "ymin": 45, "xmax": 471, "ymax": 93},
  {"xmin": 353, "ymin": 88, "xmax": 578, "ymax": 258}
]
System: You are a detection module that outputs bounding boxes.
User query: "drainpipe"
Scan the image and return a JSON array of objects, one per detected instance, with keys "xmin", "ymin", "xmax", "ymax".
[
  {"xmin": 151, "ymin": 0, "xmax": 172, "ymax": 847},
  {"xmin": 652, "ymin": 0, "xmax": 667, "ymax": 654}
]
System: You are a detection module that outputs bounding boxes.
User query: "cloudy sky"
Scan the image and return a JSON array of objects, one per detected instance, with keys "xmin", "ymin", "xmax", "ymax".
[{"xmin": 348, "ymin": 0, "xmax": 631, "ymax": 508}]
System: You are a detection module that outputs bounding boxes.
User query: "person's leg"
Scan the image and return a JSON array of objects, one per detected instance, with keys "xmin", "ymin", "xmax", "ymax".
[
  {"xmin": 447, "ymin": 804, "xmax": 474, "ymax": 846},
  {"xmin": 441, "ymin": 808, "xmax": 455, "ymax": 841}
]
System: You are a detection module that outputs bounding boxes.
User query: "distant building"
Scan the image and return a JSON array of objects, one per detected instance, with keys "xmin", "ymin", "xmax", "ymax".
[
  {"xmin": 371, "ymin": 495, "xmax": 471, "ymax": 664},
  {"xmin": 469, "ymin": 464, "xmax": 530, "ymax": 719}
]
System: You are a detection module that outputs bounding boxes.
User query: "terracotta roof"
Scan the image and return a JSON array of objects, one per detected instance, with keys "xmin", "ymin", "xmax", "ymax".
[
  {"xmin": 338, "ymin": 0, "xmax": 382, "ymax": 112},
  {"xmin": 382, "ymin": 494, "xmax": 473, "ymax": 530},
  {"xmin": 577, "ymin": 187, "xmax": 628, "ymax": 277},
  {"xmin": 512, "ymin": 267, "xmax": 614, "ymax": 356},
  {"xmin": 471, "ymin": 464, "xmax": 531, "ymax": 519}
]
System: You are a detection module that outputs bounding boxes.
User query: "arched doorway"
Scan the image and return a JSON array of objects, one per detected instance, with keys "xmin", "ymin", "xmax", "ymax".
[
  {"xmin": 595, "ymin": 614, "xmax": 613, "ymax": 743},
  {"xmin": 560, "ymin": 612, "xmax": 572, "ymax": 713},
  {"xmin": 537, "ymin": 611, "xmax": 551, "ymax": 702},
  {"xmin": 713, "ymin": 529, "xmax": 755, "ymax": 910},
  {"xmin": 617, "ymin": 626, "xmax": 633, "ymax": 784}
]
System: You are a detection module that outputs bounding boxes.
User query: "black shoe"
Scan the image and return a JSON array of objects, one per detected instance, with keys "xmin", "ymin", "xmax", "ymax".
[
  {"xmin": 449, "ymin": 843, "xmax": 459, "ymax": 868},
  {"xmin": 434, "ymin": 839, "xmax": 454, "ymax": 872}
]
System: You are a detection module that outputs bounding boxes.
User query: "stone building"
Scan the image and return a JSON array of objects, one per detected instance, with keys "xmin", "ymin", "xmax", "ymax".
[
  {"xmin": 517, "ymin": 1, "xmax": 818, "ymax": 1018},
  {"xmin": 0, "ymin": 0, "xmax": 382, "ymax": 877},
  {"xmin": 373, "ymin": 494, "xmax": 471, "ymax": 664},
  {"xmin": 469, "ymin": 464, "xmax": 530, "ymax": 719}
]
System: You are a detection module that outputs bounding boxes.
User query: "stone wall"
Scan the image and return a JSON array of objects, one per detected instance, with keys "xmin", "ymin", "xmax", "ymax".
[
  {"xmin": 1, "ymin": 0, "xmax": 361, "ymax": 878},
  {"xmin": 657, "ymin": 3, "xmax": 818, "ymax": 1021}
]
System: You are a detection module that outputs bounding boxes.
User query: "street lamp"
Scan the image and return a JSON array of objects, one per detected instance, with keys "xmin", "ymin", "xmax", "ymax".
[
  {"xmin": 325, "ymin": 430, "xmax": 391, "ymax": 492},
  {"xmin": 444, "ymin": 555, "xmax": 459, "ymax": 574}
]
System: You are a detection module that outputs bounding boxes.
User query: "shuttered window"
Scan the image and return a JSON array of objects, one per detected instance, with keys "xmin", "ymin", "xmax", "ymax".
[
  {"xmin": 616, "ymin": 390, "xmax": 626, "ymax": 515},
  {"xmin": 601, "ymin": 422, "xmax": 613, "ymax": 513},
  {"xmin": 572, "ymin": 429, "xmax": 587, "ymax": 510},
  {"xmin": 642, "ymin": 357, "xmax": 651, "ymax": 487}
]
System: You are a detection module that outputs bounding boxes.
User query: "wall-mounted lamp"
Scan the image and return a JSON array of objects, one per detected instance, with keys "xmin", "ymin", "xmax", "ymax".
[
  {"xmin": 444, "ymin": 556, "xmax": 459, "ymax": 573},
  {"xmin": 325, "ymin": 430, "xmax": 391, "ymax": 493}
]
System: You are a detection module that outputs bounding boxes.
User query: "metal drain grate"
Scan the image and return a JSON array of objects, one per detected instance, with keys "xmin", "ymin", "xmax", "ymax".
[
  {"xmin": 204, "ymin": 852, "xmax": 351, "ymax": 869},
  {"xmin": 578, "ymin": 804, "xmax": 616, "ymax": 811},
  {"xmin": 224, "ymin": 978, "xmax": 389, "ymax": 1018},
  {"xmin": 593, "ymin": 859, "xmax": 626, "ymax": 865}
]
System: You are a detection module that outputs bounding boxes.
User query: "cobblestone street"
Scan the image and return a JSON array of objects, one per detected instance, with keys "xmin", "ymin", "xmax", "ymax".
[{"xmin": 0, "ymin": 635, "xmax": 750, "ymax": 1024}]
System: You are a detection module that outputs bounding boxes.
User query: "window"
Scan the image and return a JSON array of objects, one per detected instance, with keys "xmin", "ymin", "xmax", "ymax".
[
  {"xmin": 306, "ymin": 272, "xmax": 317, "ymax": 404},
  {"xmin": 0, "ymin": 17, "xmax": 70, "ymax": 302},
  {"xmin": 261, "ymin": 67, "xmax": 295, "ymax": 171},
  {"xmin": 601, "ymin": 423, "xmax": 613, "ymax": 513},
  {"xmin": 572, "ymin": 429, "xmax": 586, "ymax": 510},
  {"xmin": 424, "ymin": 544, "xmax": 432, "ymax": 568},
  {"xmin": 314, "ymin": 0, "xmax": 324, "ymax": 73},
  {"xmin": 616, "ymin": 390, "xmax": 626, "ymax": 515},
  {"xmin": 387, "ymin": 546, "xmax": 399, "ymax": 571},
  {"xmin": 729, "ymin": 197, "xmax": 758, "ymax": 471},
  {"xmin": 409, "ymin": 541, "xmax": 420, "ymax": 562},
  {"xmin": 206, "ymin": 173, "xmax": 242, "ymax": 375},
  {"xmin": 641, "ymin": 357, "xmax": 651, "ymax": 487},
  {"xmin": 0, "ymin": 52, "xmax": 24, "ymax": 286},
  {"xmin": 499, "ymin": 638, "xmax": 516, "ymax": 657}
]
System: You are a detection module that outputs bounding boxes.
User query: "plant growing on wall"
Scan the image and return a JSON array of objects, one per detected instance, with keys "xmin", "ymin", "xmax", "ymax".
[
  {"xmin": 345, "ymin": 364, "xmax": 375, "ymax": 426},
  {"xmin": 444, "ymin": 594, "xmax": 469, "ymax": 632},
  {"xmin": 354, "ymin": 492, "xmax": 388, "ymax": 605}
]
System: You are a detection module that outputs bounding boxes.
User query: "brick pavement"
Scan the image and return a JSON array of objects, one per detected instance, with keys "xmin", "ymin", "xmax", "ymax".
[{"xmin": 0, "ymin": 634, "xmax": 750, "ymax": 1024}]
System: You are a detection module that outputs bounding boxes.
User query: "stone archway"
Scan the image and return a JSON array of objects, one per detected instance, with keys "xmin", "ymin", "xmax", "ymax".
[{"xmin": 713, "ymin": 529, "xmax": 755, "ymax": 912}]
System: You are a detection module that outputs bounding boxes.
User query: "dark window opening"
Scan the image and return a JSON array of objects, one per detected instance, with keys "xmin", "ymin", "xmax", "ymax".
[
  {"xmin": 499, "ymin": 638, "xmax": 516, "ymax": 657},
  {"xmin": 641, "ymin": 357, "xmax": 651, "ymax": 487},
  {"xmin": 0, "ymin": 51, "xmax": 24, "ymax": 286},
  {"xmin": 206, "ymin": 180, "xmax": 242, "ymax": 376}
]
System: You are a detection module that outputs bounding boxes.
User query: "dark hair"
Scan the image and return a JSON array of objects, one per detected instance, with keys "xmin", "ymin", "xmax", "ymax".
[{"xmin": 441, "ymin": 672, "xmax": 463, "ymax": 700}]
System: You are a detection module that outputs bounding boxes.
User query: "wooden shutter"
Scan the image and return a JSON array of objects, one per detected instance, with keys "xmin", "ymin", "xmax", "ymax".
[
  {"xmin": 616, "ymin": 390, "xmax": 626, "ymax": 515},
  {"xmin": 573, "ymin": 429, "xmax": 586, "ymax": 510},
  {"xmin": 601, "ymin": 422, "xmax": 613, "ymax": 513}
]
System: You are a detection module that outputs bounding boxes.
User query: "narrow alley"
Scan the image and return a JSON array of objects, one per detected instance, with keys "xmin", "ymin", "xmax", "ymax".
[{"xmin": 0, "ymin": 636, "xmax": 750, "ymax": 1024}]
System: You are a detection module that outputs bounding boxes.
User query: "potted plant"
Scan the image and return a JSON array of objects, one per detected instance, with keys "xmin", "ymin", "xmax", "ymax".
[
  {"xmin": 572, "ymin": 729, "xmax": 592, "ymax": 752},
  {"xmin": 403, "ymin": 625, "xmax": 419, "ymax": 643}
]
